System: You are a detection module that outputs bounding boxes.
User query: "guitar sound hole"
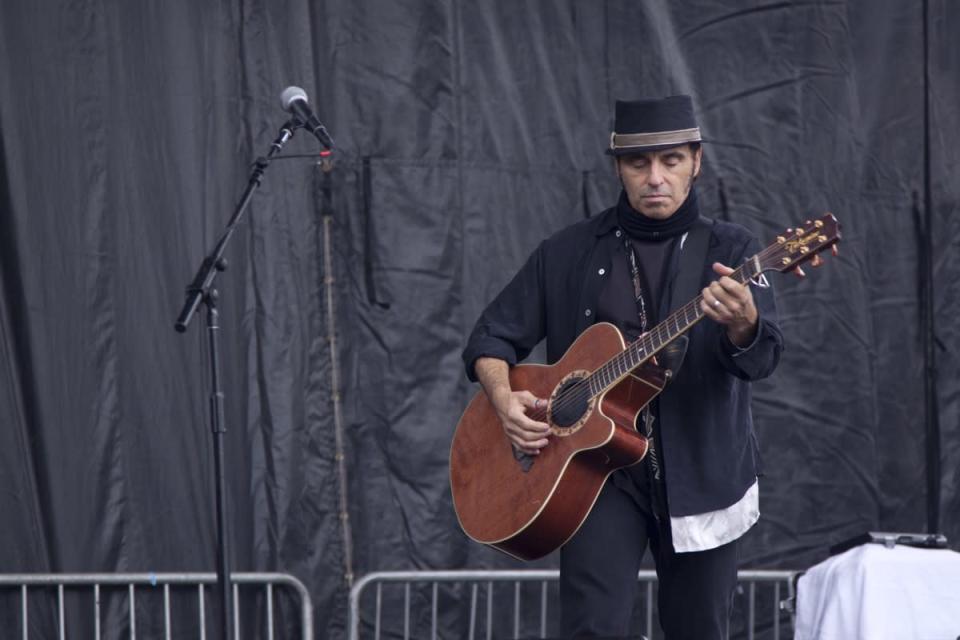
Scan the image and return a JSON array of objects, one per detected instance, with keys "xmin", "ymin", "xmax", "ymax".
[{"xmin": 550, "ymin": 376, "xmax": 589, "ymax": 428}]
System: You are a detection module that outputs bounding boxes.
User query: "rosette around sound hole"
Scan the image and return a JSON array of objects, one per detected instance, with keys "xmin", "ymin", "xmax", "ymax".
[{"xmin": 549, "ymin": 374, "xmax": 591, "ymax": 430}]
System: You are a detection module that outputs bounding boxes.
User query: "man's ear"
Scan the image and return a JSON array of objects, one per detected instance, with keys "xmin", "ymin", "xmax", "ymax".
[{"xmin": 692, "ymin": 146, "xmax": 703, "ymax": 179}]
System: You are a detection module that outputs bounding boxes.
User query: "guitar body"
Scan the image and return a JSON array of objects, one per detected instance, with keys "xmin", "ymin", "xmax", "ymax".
[{"xmin": 449, "ymin": 323, "xmax": 669, "ymax": 560}]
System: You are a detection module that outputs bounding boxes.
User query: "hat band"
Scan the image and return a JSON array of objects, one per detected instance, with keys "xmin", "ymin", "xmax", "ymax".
[{"xmin": 610, "ymin": 127, "xmax": 701, "ymax": 151}]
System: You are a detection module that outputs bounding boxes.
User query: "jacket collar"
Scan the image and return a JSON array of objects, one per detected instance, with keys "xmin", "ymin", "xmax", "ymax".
[{"xmin": 593, "ymin": 206, "xmax": 621, "ymax": 237}]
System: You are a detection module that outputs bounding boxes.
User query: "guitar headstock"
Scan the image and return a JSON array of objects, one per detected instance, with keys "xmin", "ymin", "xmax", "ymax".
[{"xmin": 759, "ymin": 213, "xmax": 841, "ymax": 275}]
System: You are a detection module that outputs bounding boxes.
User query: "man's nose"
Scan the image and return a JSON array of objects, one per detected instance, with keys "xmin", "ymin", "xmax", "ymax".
[{"xmin": 647, "ymin": 162, "xmax": 664, "ymax": 186}]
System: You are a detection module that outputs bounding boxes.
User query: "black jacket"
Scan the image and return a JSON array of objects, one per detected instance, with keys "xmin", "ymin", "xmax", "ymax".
[{"xmin": 462, "ymin": 206, "xmax": 783, "ymax": 517}]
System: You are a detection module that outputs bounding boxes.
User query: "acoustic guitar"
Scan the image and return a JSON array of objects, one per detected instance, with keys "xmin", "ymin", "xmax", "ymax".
[{"xmin": 449, "ymin": 214, "xmax": 841, "ymax": 560}]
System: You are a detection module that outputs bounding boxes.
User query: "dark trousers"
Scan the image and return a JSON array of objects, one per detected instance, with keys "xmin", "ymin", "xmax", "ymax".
[{"xmin": 559, "ymin": 476, "xmax": 739, "ymax": 640}]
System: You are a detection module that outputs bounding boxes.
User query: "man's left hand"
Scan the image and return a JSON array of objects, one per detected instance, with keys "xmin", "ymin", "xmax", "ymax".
[{"xmin": 700, "ymin": 262, "xmax": 758, "ymax": 348}]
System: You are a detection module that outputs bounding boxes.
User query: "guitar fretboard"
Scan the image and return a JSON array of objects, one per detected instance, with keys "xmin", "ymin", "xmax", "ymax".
[{"xmin": 586, "ymin": 258, "xmax": 760, "ymax": 397}]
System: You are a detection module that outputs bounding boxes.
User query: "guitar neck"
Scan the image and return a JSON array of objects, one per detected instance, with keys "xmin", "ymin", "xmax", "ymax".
[
  {"xmin": 587, "ymin": 256, "xmax": 762, "ymax": 397},
  {"xmin": 583, "ymin": 212, "xmax": 842, "ymax": 397}
]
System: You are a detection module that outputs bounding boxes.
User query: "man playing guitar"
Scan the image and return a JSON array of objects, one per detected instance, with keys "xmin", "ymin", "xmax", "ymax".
[{"xmin": 461, "ymin": 95, "xmax": 784, "ymax": 639}]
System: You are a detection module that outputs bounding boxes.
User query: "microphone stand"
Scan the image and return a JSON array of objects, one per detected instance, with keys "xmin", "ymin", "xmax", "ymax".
[{"xmin": 174, "ymin": 118, "xmax": 301, "ymax": 640}]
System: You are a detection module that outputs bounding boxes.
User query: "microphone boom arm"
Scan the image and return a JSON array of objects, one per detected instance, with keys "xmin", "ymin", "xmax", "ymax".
[{"xmin": 175, "ymin": 118, "xmax": 298, "ymax": 331}]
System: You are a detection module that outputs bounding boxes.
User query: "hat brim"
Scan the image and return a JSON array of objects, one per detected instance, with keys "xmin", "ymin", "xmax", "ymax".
[{"xmin": 605, "ymin": 137, "xmax": 708, "ymax": 156}]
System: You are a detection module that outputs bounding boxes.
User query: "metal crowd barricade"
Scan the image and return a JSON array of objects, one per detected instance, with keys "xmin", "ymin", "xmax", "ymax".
[
  {"xmin": 349, "ymin": 569, "xmax": 798, "ymax": 640},
  {"xmin": 0, "ymin": 572, "xmax": 313, "ymax": 640}
]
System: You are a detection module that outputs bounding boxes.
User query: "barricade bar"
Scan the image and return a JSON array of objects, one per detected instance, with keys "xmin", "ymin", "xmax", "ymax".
[
  {"xmin": 349, "ymin": 569, "xmax": 798, "ymax": 640},
  {"xmin": 0, "ymin": 572, "xmax": 313, "ymax": 640}
]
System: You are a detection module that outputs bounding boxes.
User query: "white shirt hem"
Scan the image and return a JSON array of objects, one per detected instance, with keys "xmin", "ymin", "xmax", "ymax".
[{"xmin": 670, "ymin": 479, "xmax": 759, "ymax": 553}]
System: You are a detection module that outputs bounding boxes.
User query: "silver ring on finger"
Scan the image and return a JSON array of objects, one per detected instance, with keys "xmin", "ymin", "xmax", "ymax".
[{"xmin": 713, "ymin": 299, "xmax": 722, "ymax": 308}]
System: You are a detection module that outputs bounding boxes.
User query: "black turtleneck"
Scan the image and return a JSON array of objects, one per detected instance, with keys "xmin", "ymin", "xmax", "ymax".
[
  {"xmin": 616, "ymin": 186, "xmax": 700, "ymax": 240},
  {"xmin": 597, "ymin": 188, "xmax": 700, "ymax": 341}
]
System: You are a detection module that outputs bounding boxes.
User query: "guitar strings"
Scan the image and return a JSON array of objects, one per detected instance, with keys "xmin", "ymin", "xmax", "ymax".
[
  {"xmin": 522, "ymin": 237, "xmax": 796, "ymax": 425},
  {"xmin": 548, "ymin": 233, "xmax": 810, "ymax": 419},
  {"xmin": 524, "ymin": 291, "xmax": 713, "ymax": 423},
  {"xmin": 529, "ymin": 279, "xmax": 736, "ymax": 421},
  {"xmin": 524, "ymin": 295, "xmax": 702, "ymax": 425}
]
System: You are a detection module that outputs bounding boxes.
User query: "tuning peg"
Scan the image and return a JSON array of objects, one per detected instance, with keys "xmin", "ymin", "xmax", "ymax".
[
  {"xmin": 793, "ymin": 265, "xmax": 806, "ymax": 278},
  {"xmin": 810, "ymin": 254, "xmax": 824, "ymax": 268},
  {"xmin": 831, "ymin": 244, "xmax": 839, "ymax": 257}
]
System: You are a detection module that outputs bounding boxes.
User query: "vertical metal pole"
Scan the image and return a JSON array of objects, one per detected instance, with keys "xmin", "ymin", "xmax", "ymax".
[
  {"xmin": 431, "ymin": 583, "xmax": 438, "ymax": 640},
  {"xmin": 375, "ymin": 584, "xmax": 382, "ymax": 640},
  {"xmin": 513, "ymin": 582, "xmax": 520, "ymax": 640},
  {"xmin": 486, "ymin": 582, "xmax": 493, "ymax": 640},
  {"xmin": 207, "ymin": 298, "xmax": 235, "ymax": 640},
  {"xmin": 403, "ymin": 583, "xmax": 410, "ymax": 640},
  {"xmin": 164, "ymin": 584, "xmax": 172, "ymax": 640},
  {"xmin": 129, "ymin": 584, "xmax": 136, "ymax": 640},
  {"xmin": 266, "ymin": 584, "xmax": 274, "ymax": 640},
  {"xmin": 199, "ymin": 584, "xmax": 207, "ymax": 640},
  {"xmin": 645, "ymin": 582, "xmax": 653, "ymax": 639},
  {"xmin": 487, "ymin": 581, "xmax": 493, "ymax": 640},
  {"xmin": 232, "ymin": 583, "xmax": 240, "ymax": 640},
  {"xmin": 773, "ymin": 582, "xmax": 781, "ymax": 640},
  {"xmin": 921, "ymin": 0, "xmax": 941, "ymax": 537},
  {"xmin": 21, "ymin": 585, "xmax": 27, "ymax": 640},
  {"xmin": 95, "ymin": 584, "xmax": 101, "ymax": 640},
  {"xmin": 468, "ymin": 584, "xmax": 478, "ymax": 640},
  {"xmin": 539, "ymin": 582, "xmax": 547, "ymax": 638},
  {"xmin": 58, "ymin": 585, "xmax": 64, "ymax": 640}
]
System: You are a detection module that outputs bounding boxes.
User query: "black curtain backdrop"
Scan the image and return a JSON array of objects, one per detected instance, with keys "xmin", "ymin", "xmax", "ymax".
[{"xmin": 1, "ymin": 1, "xmax": 958, "ymax": 638}]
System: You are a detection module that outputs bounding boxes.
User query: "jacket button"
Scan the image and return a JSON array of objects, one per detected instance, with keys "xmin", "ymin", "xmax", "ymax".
[
  {"xmin": 615, "ymin": 230, "xmax": 622, "ymax": 238},
  {"xmin": 584, "ymin": 309, "xmax": 592, "ymax": 317},
  {"xmin": 598, "ymin": 268, "xmax": 606, "ymax": 275}
]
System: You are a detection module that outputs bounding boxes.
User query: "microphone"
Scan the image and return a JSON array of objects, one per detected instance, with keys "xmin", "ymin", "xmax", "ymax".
[{"xmin": 280, "ymin": 86, "xmax": 334, "ymax": 150}]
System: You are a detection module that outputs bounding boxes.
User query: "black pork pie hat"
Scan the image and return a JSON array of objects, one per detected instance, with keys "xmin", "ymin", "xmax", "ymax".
[{"xmin": 606, "ymin": 95, "xmax": 703, "ymax": 156}]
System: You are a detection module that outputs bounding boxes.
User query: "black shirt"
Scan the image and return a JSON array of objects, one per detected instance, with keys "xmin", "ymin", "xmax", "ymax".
[{"xmin": 596, "ymin": 236, "xmax": 677, "ymax": 340}]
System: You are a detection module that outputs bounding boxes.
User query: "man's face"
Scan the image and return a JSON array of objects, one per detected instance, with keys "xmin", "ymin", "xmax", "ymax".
[{"xmin": 616, "ymin": 145, "xmax": 702, "ymax": 220}]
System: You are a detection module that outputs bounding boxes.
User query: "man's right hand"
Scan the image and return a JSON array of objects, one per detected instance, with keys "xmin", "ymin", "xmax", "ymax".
[
  {"xmin": 474, "ymin": 357, "xmax": 551, "ymax": 456},
  {"xmin": 489, "ymin": 389, "xmax": 551, "ymax": 456}
]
